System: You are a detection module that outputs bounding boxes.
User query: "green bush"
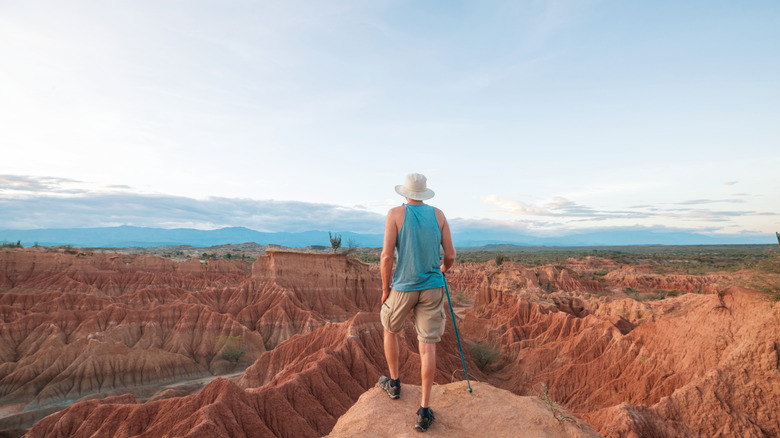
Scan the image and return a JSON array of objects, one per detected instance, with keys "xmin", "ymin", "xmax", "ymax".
[
  {"xmin": 216, "ymin": 335, "xmax": 247, "ymax": 363},
  {"xmin": 468, "ymin": 342, "xmax": 499, "ymax": 370}
]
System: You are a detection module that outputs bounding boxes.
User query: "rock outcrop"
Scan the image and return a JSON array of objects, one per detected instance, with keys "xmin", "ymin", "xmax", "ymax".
[{"xmin": 328, "ymin": 381, "xmax": 600, "ymax": 437}]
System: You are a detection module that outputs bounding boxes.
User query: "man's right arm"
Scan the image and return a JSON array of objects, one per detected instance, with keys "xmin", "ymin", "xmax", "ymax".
[
  {"xmin": 380, "ymin": 208, "xmax": 399, "ymax": 304},
  {"xmin": 438, "ymin": 210, "xmax": 455, "ymax": 273}
]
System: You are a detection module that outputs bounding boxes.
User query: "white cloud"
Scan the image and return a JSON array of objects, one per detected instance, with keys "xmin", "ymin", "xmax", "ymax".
[{"xmin": 0, "ymin": 191, "xmax": 385, "ymax": 233}]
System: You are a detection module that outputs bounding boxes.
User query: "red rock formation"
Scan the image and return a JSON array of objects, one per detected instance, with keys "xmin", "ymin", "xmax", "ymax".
[
  {"xmin": 466, "ymin": 267, "xmax": 780, "ymax": 437},
  {"xmin": 6, "ymin": 252, "xmax": 778, "ymax": 437},
  {"xmin": 252, "ymin": 250, "xmax": 381, "ymax": 319},
  {"xmin": 0, "ymin": 249, "xmax": 384, "ymax": 434},
  {"xmin": 0, "ymin": 302, "xmax": 265, "ymax": 408},
  {"xmin": 444, "ymin": 262, "xmax": 490, "ymax": 300},
  {"xmin": 603, "ymin": 266, "xmax": 725, "ymax": 294},
  {"xmin": 25, "ymin": 313, "xmax": 485, "ymax": 438}
]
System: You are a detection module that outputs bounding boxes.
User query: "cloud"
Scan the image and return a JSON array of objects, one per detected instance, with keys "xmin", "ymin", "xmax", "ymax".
[
  {"xmin": 629, "ymin": 204, "xmax": 655, "ymax": 209},
  {"xmin": 481, "ymin": 194, "xmax": 778, "ymax": 228},
  {"xmin": 481, "ymin": 195, "xmax": 653, "ymax": 219},
  {"xmin": 724, "ymin": 181, "xmax": 738, "ymax": 186},
  {"xmin": 675, "ymin": 199, "xmax": 746, "ymax": 205},
  {"xmin": 0, "ymin": 193, "xmax": 386, "ymax": 233},
  {"xmin": 1, "ymin": 189, "xmax": 773, "ymax": 246},
  {"xmin": 480, "ymin": 195, "xmax": 552, "ymax": 216},
  {"xmin": 0, "ymin": 175, "xmax": 86, "ymax": 195},
  {"xmin": 0, "ymin": 175, "xmax": 144, "ymax": 199}
]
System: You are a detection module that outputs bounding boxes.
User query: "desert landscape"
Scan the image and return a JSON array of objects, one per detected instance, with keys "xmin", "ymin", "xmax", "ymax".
[{"xmin": 0, "ymin": 244, "xmax": 778, "ymax": 437}]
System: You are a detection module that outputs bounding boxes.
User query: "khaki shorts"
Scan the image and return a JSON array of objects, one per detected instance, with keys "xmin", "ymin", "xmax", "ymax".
[{"xmin": 380, "ymin": 286, "xmax": 446, "ymax": 343}]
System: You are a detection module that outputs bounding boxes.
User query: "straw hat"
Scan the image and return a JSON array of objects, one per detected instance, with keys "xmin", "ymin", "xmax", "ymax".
[{"xmin": 395, "ymin": 173, "xmax": 435, "ymax": 201}]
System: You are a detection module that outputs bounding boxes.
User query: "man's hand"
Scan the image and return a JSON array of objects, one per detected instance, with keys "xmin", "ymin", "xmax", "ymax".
[
  {"xmin": 440, "ymin": 263, "xmax": 447, "ymax": 274},
  {"xmin": 382, "ymin": 289, "xmax": 391, "ymax": 305}
]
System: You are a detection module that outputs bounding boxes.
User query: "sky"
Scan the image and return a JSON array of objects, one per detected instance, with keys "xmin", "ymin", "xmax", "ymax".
[{"xmin": 1, "ymin": 0, "xmax": 779, "ymax": 240}]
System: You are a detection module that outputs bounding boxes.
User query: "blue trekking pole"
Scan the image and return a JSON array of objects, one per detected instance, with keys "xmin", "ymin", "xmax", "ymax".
[{"xmin": 442, "ymin": 272, "xmax": 472, "ymax": 393}]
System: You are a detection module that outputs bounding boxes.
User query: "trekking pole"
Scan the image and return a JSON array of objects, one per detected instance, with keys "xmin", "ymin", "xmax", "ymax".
[{"xmin": 442, "ymin": 273, "xmax": 472, "ymax": 393}]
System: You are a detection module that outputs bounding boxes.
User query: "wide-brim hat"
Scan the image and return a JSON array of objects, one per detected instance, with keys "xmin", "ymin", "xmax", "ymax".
[{"xmin": 395, "ymin": 173, "xmax": 435, "ymax": 201}]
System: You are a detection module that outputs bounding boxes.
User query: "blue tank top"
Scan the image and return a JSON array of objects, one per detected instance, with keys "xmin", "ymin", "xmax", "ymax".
[{"xmin": 391, "ymin": 204, "xmax": 446, "ymax": 291}]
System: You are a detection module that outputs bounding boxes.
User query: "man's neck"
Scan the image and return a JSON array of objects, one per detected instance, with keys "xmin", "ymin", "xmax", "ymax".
[{"xmin": 405, "ymin": 198, "xmax": 424, "ymax": 205}]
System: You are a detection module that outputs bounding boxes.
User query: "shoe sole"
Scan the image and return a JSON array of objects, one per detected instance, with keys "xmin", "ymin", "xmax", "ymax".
[{"xmin": 414, "ymin": 424, "xmax": 431, "ymax": 432}]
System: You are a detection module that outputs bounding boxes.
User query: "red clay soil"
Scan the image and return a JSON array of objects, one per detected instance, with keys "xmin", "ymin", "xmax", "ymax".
[
  {"xmin": 23, "ymin": 311, "xmax": 484, "ymax": 437},
  {"xmin": 1, "ymin": 249, "xmax": 482, "ymax": 437},
  {"xmin": 0, "ymin": 250, "xmax": 372, "ymax": 432},
  {"xmin": 2, "ymin": 249, "xmax": 779, "ymax": 437},
  {"xmin": 464, "ymin": 265, "xmax": 780, "ymax": 437}
]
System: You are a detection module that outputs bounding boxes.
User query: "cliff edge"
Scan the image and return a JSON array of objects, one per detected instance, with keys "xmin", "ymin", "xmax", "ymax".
[{"xmin": 328, "ymin": 381, "xmax": 601, "ymax": 438}]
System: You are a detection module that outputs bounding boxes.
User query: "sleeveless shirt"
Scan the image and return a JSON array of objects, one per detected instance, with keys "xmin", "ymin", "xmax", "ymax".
[{"xmin": 390, "ymin": 204, "xmax": 446, "ymax": 291}]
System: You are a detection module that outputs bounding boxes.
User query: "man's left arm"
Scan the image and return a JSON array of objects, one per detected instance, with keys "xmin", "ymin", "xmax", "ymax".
[{"xmin": 380, "ymin": 209, "xmax": 399, "ymax": 304}]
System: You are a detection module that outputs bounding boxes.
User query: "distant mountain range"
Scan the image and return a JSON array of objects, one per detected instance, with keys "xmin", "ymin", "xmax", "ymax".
[{"xmin": 0, "ymin": 225, "xmax": 773, "ymax": 248}]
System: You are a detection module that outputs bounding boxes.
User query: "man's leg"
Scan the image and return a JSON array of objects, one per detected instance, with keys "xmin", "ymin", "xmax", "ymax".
[
  {"xmin": 418, "ymin": 341, "xmax": 436, "ymax": 407},
  {"xmin": 384, "ymin": 329, "xmax": 400, "ymax": 380}
]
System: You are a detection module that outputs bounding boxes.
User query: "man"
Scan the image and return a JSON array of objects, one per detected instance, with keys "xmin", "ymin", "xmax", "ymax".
[{"xmin": 378, "ymin": 173, "xmax": 456, "ymax": 432}]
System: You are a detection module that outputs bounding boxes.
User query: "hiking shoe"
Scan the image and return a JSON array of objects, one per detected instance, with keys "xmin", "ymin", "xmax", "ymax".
[
  {"xmin": 415, "ymin": 407, "xmax": 435, "ymax": 432},
  {"xmin": 377, "ymin": 376, "xmax": 400, "ymax": 399}
]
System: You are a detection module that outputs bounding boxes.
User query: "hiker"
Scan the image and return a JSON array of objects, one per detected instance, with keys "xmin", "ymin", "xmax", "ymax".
[{"xmin": 378, "ymin": 173, "xmax": 456, "ymax": 432}]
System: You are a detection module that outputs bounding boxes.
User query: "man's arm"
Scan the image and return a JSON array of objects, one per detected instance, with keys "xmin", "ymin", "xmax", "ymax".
[
  {"xmin": 437, "ymin": 209, "xmax": 456, "ymax": 273},
  {"xmin": 380, "ymin": 208, "xmax": 399, "ymax": 304}
]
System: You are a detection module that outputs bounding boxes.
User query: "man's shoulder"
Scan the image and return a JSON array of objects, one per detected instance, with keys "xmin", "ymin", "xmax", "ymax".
[{"xmin": 387, "ymin": 205, "xmax": 405, "ymax": 217}]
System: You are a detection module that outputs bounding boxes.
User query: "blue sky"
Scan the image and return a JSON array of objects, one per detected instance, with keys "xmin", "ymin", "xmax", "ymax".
[{"xmin": 1, "ymin": 1, "xmax": 778, "ymax": 239}]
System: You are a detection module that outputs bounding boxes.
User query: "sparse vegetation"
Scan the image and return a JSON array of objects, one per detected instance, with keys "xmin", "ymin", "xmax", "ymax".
[
  {"xmin": 456, "ymin": 244, "xmax": 777, "ymax": 274},
  {"xmin": 494, "ymin": 253, "xmax": 506, "ymax": 267},
  {"xmin": 453, "ymin": 291, "xmax": 469, "ymax": 306},
  {"xmin": 329, "ymin": 232, "xmax": 342, "ymax": 253},
  {"xmin": 216, "ymin": 335, "xmax": 247, "ymax": 363},
  {"xmin": 468, "ymin": 341, "xmax": 500, "ymax": 370},
  {"xmin": 743, "ymin": 276, "xmax": 780, "ymax": 302},
  {"xmin": 754, "ymin": 249, "xmax": 780, "ymax": 274},
  {"xmin": 341, "ymin": 238, "xmax": 359, "ymax": 257}
]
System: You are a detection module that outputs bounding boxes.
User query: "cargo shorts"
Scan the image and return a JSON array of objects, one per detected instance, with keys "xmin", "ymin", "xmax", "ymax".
[{"xmin": 380, "ymin": 286, "xmax": 446, "ymax": 343}]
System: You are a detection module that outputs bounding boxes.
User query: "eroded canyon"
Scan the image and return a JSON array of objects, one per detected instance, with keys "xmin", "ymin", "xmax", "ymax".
[{"xmin": 0, "ymin": 247, "xmax": 778, "ymax": 437}]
